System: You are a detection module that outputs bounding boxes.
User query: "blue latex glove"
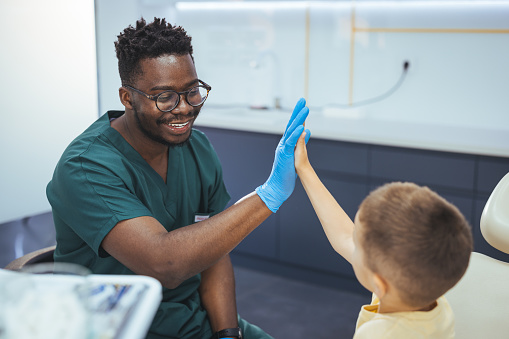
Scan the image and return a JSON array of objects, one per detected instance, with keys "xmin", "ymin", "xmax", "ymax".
[{"xmin": 256, "ymin": 98, "xmax": 311, "ymax": 213}]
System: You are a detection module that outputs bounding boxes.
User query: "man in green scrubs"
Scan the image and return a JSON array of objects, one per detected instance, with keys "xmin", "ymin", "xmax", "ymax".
[{"xmin": 46, "ymin": 17, "xmax": 310, "ymax": 339}]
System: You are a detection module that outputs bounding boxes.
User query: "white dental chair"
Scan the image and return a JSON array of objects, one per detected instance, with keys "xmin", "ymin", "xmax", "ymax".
[{"xmin": 445, "ymin": 172, "xmax": 509, "ymax": 339}]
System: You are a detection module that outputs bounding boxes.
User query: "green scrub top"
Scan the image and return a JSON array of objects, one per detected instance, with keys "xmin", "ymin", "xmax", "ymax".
[{"xmin": 47, "ymin": 111, "xmax": 231, "ymax": 338}]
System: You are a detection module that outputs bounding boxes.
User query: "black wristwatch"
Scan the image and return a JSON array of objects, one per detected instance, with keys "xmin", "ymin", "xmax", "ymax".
[{"xmin": 212, "ymin": 327, "xmax": 243, "ymax": 339}]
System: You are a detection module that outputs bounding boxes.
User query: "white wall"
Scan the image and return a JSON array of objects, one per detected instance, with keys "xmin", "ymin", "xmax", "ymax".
[
  {"xmin": 175, "ymin": 1, "xmax": 509, "ymax": 131},
  {"xmin": 0, "ymin": 0, "xmax": 98, "ymax": 224},
  {"xmin": 95, "ymin": 0, "xmax": 178, "ymax": 114},
  {"xmin": 95, "ymin": 0, "xmax": 143, "ymax": 114},
  {"xmin": 94, "ymin": 0, "xmax": 509, "ymax": 157}
]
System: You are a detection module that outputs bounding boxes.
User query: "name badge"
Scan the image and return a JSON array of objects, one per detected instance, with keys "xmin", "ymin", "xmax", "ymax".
[{"xmin": 194, "ymin": 214, "xmax": 210, "ymax": 222}]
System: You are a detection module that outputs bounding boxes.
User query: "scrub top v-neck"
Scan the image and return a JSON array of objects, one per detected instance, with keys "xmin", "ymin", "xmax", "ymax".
[{"xmin": 102, "ymin": 119, "xmax": 183, "ymax": 229}]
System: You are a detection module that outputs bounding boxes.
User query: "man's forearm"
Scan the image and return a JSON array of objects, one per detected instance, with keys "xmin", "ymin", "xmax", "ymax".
[
  {"xmin": 159, "ymin": 191, "xmax": 273, "ymax": 287},
  {"xmin": 102, "ymin": 191, "xmax": 272, "ymax": 289},
  {"xmin": 199, "ymin": 255, "xmax": 238, "ymax": 334}
]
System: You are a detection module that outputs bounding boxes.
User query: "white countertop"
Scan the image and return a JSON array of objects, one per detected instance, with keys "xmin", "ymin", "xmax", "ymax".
[{"xmin": 195, "ymin": 106, "xmax": 509, "ymax": 158}]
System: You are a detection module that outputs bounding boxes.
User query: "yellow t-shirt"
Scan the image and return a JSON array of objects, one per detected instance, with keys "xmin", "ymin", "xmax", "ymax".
[{"xmin": 354, "ymin": 294, "xmax": 455, "ymax": 339}]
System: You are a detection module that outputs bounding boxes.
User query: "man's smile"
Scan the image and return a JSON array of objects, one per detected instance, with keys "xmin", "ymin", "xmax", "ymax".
[
  {"xmin": 167, "ymin": 121, "xmax": 190, "ymax": 128},
  {"xmin": 163, "ymin": 119, "xmax": 193, "ymax": 134}
]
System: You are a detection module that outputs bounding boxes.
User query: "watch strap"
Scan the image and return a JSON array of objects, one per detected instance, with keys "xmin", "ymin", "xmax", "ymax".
[{"xmin": 214, "ymin": 327, "xmax": 242, "ymax": 339}]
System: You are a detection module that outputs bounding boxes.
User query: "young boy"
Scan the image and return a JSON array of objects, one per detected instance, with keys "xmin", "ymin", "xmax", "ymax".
[{"xmin": 294, "ymin": 132, "xmax": 473, "ymax": 338}]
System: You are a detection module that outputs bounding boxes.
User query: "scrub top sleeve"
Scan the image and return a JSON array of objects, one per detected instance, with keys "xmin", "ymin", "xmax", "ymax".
[{"xmin": 50, "ymin": 156, "xmax": 152, "ymax": 256}]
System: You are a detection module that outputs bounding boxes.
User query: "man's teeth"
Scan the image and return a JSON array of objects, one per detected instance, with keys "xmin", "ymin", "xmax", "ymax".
[{"xmin": 168, "ymin": 121, "xmax": 189, "ymax": 128}]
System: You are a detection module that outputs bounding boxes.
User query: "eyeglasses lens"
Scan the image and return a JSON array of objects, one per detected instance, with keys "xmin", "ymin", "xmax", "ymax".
[
  {"xmin": 156, "ymin": 86, "xmax": 209, "ymax": 112},
  {"xmin": 187, "ymin": 86, "xmax": 209, "ymax": 106}
]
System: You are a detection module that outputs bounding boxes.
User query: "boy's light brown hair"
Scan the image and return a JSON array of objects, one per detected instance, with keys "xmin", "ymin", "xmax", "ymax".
[{"xmin": 357, "ymin": 182, "xmax": 473, "ymax": 308}]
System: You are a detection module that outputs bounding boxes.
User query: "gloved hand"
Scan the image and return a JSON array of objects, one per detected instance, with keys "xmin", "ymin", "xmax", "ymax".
[{"xmin": 256, "ymin": 98, "xmax": 311, "ymax": 213}]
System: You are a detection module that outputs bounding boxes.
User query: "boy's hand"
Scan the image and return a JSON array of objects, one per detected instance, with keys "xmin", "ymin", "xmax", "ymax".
[
  {"xmin": 256, "ymin": 98, "xmax": 310, "ymax": 213},
  {"xmin": 295, "ymin": 129, "xmax": 311, "ymax": 175}
]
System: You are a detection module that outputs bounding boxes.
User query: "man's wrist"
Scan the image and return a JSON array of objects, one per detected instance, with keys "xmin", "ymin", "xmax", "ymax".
[
  {"xmin": 212, "ymin": 327, "xmax": 242, "ymax": 339},
  {"xmin": 255, "ymin": 185, "xmax": 278, "ymax": 213}
]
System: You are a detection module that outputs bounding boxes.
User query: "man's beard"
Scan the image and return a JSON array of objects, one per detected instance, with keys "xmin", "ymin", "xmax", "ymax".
[{"xmin": 133, "ymin": 106, "xmax": 199, "ymax": 148}]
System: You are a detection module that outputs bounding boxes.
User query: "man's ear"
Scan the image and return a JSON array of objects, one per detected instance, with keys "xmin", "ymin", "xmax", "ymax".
[
  {"xmin": 373, "ymin": 273, "xmax": 388, "ymax": 299},
  {"xmin": 119, "ymin": 87, "xmax": 133, "ymax": 109}
]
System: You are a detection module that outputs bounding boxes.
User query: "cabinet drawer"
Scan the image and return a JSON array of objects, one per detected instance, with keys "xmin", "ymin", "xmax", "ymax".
[
  {"xmin": 477, "ymin": 156, "xmax": 509, "ymax": 195},
  {"xmin": 370, "ymin": 146, "xmax": 475, "ymax": 191},
  {"xmin": 279, "ymin": 179, "xmax": 368, "ymax": 277},
  {"xmin": 308, "ymin": 138, "xmax": 369, "ymax": 177}
]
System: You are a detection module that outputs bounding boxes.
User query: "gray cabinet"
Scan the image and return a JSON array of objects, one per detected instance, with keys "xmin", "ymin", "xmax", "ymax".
[
  {"xmin": 279, "ymin": 179, "xmax": 365, "ymax": 278},
  {"xmin": 198, "ymin": 126, "xmax": 509, "ymax": 293},
  {"xmin": 477, "ymin": 157, "xmax": 509, "ymax": 195},
  {"xmin": 370, "ymin": 146, "xmax": 476, "ymax": 191}
]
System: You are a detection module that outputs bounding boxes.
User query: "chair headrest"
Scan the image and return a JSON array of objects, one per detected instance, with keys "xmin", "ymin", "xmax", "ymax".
[{"xmin": 481, "ymin": 172, "xmax": 509, "ymax": 254}]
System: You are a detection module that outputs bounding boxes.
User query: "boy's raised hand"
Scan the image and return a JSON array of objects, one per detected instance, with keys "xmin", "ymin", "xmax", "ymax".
[
  {"xmin": 295, "ymin": 129, "xmax": 311, "ymax": 176},
  {"xmin": 256, "ymin": 98, "xmax": 311, "ymax": 213}
]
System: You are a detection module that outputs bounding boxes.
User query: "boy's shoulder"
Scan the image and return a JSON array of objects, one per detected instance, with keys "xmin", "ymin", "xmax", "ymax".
[{"xmin": 354, "ymin": 297, "xmax": 455, "ymax": 339}]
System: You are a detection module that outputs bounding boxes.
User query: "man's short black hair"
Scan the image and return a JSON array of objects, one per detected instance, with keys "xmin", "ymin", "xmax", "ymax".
[{"xmin": 115, "ymin": 17, "xmax": 194, "ymax": 86}]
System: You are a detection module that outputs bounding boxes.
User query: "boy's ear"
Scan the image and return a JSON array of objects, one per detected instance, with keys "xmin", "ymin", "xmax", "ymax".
[
  {"xmin": 119, "ymin": 87, "xmax": 133, "ymax": 109},
  {"xmin": 373, "ymin": 273, "xmax": 388, "ymax": 298}
]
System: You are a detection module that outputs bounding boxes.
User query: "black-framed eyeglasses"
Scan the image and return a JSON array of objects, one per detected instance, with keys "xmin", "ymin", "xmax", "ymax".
[{"xmin": 125, "ymin": 80, "xmax": 211, "ymax": 112}]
